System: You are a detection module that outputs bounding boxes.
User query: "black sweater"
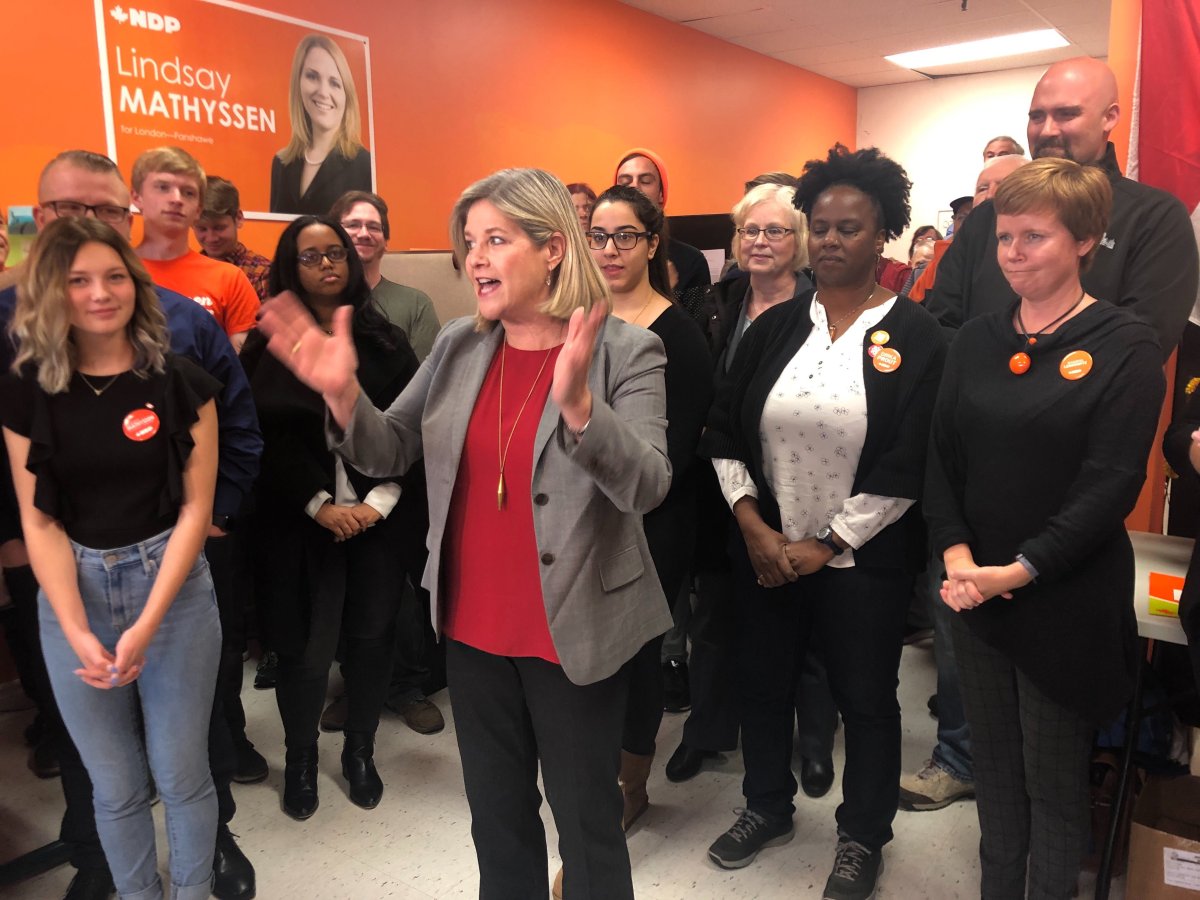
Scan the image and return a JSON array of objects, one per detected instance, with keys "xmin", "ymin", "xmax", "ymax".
[
  {"xmin": 926, "ymin": 300, "xmax": 1164, "ymax": 722},
  {"xmin": 926, "ymin": 143, "xmax": 1198, "ymax": 362},
  {"xmin": 700, "ymin": 291, "xmax": 946, "ymax": 573}
]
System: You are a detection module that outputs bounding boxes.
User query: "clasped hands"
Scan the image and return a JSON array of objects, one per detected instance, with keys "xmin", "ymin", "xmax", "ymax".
[
  {"xmin": 745, "ymin": 523, "xmax": 835, "ymax": 588},
  {"xmin": 940, "ymin": 544, "xmax": 1032, "ymax": 611},
  {"xmin": 69, "ymin": 621, "xmax": 152, "ymax": 690},
  {"xmin": 315, "ymin": 502, "xmax": 382, "ymax": 542}
]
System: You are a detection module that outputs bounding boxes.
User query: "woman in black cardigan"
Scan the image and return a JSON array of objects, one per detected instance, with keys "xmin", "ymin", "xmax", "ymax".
[
  {"xmin": 701, "ymin": 145, "xmax": 945, "ymax": 900},
  {"xmin": 926, "ymin": 159, "xmax": 1164, "ymax": 899},
  {"xmin": 242, "ymin": 216, "xmax": 418, "ymax": 819}
]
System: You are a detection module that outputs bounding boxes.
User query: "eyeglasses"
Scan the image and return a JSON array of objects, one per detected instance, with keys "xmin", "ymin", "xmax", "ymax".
[
  {"xmin": 42, "ymin": 200, "xmax": 130, "ymax": 225},
  {"xmin": 297, "ymin": 246, "xmax": 349, "ymax": 267},
  {"xmin": 340, "ymin": 219, "xmax": 384, "ymax": 236},
  {"xmin": 585, "ymin": 230, "xmax": 652, "ymax": 250},
  {"xmin": 737, "ymin": 226, "xmax": 794, "ymax": 242}
]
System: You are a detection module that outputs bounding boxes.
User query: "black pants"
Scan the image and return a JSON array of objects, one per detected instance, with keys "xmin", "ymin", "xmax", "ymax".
[
  {"xmin": 274, "ymin": 522, "xmax": 402, "ymax": 753},
  {"xmin": 734, "ymin": 544, "xmax": 910, "ymax": 851},
  {"xmin": 680, "ymin": 565, "xmax": 741, "ymax": 751},
  {"xmin": 951, "ymin": 615, "xmax": 1092, "ymax": 900},
  {"xmin": 447, "ymin": 639, "xmax": 633, "ymax": 900},
  {"xmin": 7, "ymin": 536, "xmax": 240, "ymax": 875}
]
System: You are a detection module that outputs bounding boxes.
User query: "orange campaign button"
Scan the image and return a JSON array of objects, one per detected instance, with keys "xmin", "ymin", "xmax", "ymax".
[
  {"xmin": 122, "ymin": 408, "xmax": 161, "ymax": 442},
  {"xmin": 873, "ymin": 347, "xmax": 901, "ymax": 373},
  {"xmin": 1059, "ymin": 350, "xmax": 1093, "ymax": 380}
]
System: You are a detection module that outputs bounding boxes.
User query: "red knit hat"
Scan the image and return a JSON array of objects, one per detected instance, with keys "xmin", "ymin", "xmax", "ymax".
[{"xmin": 615, "ymin": 148, "xmax": 670, "ymax": 208}]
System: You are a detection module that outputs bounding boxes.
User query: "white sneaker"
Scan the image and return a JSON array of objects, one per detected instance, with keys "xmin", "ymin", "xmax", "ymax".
[{"xmin": 898, "ymin": 760, "xmax": 974, "ymax": 811}]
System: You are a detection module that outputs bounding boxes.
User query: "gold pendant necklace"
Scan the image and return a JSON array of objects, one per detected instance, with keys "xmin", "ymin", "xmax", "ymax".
[
  {"xmin": 78, "ymin": 372, "xmax": 121, "ymax": 396},
  {"xmin": 497, "ymin": 342, "xmax": 554, "ymax": 510},
  {"xmin": 823, "ymin": 285, "xmax": 877, "ymax": 341}
]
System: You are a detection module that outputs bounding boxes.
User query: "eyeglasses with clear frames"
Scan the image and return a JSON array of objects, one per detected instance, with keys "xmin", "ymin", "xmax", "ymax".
[
  {"xmin": 736, "ymin": 226, "xmax": 795, "ymax": 242},
  {"xmin": 42, "ymin": 200, "xmax": 130, "ymax": 225},
  {"xmin": 297, "ymin": 246, "xmax": 350, "ymax": 267},
  {"xmin": 585, "ymin": 230, "xmax": 652, "ymax": 251}
]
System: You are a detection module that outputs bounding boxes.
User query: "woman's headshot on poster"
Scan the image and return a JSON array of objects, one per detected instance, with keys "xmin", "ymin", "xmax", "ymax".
[{"xmin": 270, "ymin": 34, "xmax": 372, "ymax": 215}]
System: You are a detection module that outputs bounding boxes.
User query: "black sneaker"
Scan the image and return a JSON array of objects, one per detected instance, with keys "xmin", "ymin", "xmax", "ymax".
[
  {"xmin": 707, "ymin": 808, "xmax": 794, "ymax": 869},
  {"xmin": 662, "ymin": 659, "xmax": 691, "ymax": 713},
  {"xmin": 822, "ymin": 839, "xmax": 883, "ymax": 900}
]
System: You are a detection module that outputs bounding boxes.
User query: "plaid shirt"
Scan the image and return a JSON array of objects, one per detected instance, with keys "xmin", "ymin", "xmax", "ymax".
[{"xmin": 208, "ymin": 242, "xmax": 271, "ymax": 301}]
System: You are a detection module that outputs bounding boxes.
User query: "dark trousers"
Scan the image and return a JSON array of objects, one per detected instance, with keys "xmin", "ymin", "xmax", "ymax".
[
  {"xmin": 275, "ymin": 523, "xmax": 402, "ymax": 753},
  {"xmin": 680, "ymin": 566, "xmax": 741, "ymax": 751},
  {"xmin": 734, "ymin": 545, "xmax": 910, "ymax": 850},
  {"xmin": 6, "ymin": 536, "xmax": 240, "ymax": 876},
  {"xmin": 447, "ymin": 639, "xmax": 633, "ymax": 900},
  {"xmin": 795, "ymin": 648, "xmax": 838, "ymax": 761},
  {"xmin": 951, "ymin": 615, "xmax": 1092, "ymax": 900}
]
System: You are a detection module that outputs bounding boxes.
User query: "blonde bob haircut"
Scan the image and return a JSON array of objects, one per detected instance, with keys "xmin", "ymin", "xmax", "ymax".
[
  {"xmin": 279, "ymin": 35, "xmax": 365, "ymax": 165},
  {"xmin": 731, "ymin": 183, "xmax": 809, "ymax": 273},
  {"xmin": 992, "ymin": 157, "xmax": 1111, "ymax": 272},
  {"xmin": 450, "ymin": 168, "xmax": 611, "ymax": 332},
  {"xmin": 131, "ymin": 145, "xmax": 206, "ymax": 203},
  {"xmin": 11, "ymin": 217, "xmax": 168, "ymax": 394}
]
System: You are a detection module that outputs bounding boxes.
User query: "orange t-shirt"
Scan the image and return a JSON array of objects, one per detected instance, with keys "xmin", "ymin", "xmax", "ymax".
[{"xmin": 141, "ymin": 251, "xmax": 260, "ymax": 338}]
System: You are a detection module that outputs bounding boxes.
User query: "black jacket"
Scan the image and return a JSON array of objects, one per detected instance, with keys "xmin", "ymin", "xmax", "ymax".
[
  {"xmin": 925, "ymin": 142, "xmax": 1198, "ymax": 362},
  {"xmin": 269, "ymin": 147, "xmax": 373, "ymax": 216},
  {"xmin": 699, "ymin": 291, "xmax": 947, "ymax": 572}
]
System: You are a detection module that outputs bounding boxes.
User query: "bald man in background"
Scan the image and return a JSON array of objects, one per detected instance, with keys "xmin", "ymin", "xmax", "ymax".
[{"xmin": 926, "ymin": 56, "xmax": 1198, "ymax": 358}]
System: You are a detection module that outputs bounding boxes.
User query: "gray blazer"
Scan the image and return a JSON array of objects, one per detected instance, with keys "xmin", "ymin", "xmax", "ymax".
[{"xmin": 330, "ymin": 314, "xmax": 674, "ymax": 685}]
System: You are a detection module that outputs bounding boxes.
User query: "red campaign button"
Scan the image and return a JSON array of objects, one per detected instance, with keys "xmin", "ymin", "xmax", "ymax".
[{"xmin": 122, "ymin": 408, "xmax": 160, "ymax": 442}]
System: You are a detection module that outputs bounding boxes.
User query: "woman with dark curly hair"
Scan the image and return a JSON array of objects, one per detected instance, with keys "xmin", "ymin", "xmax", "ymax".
[
  {"xmin": 242, "ymin": 215, "xmax": 419, "ymax": 819},
  {"xmin": 701, "ymin": 145, "xmax": 946, "ymax": 900}
]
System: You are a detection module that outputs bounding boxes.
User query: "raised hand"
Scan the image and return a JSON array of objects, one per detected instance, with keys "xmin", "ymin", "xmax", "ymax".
[
  {"xmin": 259, "ymin": 292, "xmax": 361, "ymax": 427},
  {"xmin": 551, "ymin": 302, "xmax": 606, "ymax": 431}
]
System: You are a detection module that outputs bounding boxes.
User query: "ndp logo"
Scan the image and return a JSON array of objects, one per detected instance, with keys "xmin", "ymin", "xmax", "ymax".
[{"xmin": 109, "ymin": 5, "xmax": 181, "ymax": 33}]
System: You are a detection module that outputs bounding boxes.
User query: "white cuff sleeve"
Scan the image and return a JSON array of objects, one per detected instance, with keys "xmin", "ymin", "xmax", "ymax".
[
  {"xmin": 713, "ymin": 458, "xmax": 759, "ymax": 509},
  {"xmin": 830, "ymin": 493, "xmax": 915, "ymax": 550},
  {"xmin": 305, "ymin": 490, "xmax": 333, "ymax": 519},
  {"xmin": 361, "ymin": 483, "xmax": 402, "ymax": 518}
]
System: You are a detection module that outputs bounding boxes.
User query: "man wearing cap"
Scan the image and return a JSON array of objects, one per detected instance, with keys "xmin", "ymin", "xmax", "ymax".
[{"xmin": 615, "ymin": 149, "xmax": 712, "ymax": 304}]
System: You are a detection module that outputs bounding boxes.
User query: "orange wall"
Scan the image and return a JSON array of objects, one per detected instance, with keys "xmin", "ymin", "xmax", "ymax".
[{"xmin": 0, "ymin": 0, "xmax": 856, "ymax": 256}]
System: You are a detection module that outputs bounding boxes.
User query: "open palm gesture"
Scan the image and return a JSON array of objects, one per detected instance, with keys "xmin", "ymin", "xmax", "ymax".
[
  {"xmin": 551, "ymin": 301, "xmax": 606, "ymax": 429},
  {"xmin": 259, "ymin": 292, "xmax": 361, "ymax": 427}
]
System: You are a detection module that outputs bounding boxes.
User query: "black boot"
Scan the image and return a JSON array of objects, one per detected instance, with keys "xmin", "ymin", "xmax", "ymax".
[
  {"xmin": 341, "ymin": 731, "xmax": 383, "ymax": 809},
  {"xmin": 63, "ymin": 869, "xmax": 115, "ymax": 900},
  {"xmin": 282, "ymin": 745, "xmax": 319, "ymax": 820},
  {"xmin": 211, "ymin": 824, "xmax": 256, "ymax": 899}
]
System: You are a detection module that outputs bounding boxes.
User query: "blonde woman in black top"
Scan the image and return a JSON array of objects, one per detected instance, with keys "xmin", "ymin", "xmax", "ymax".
[{"xmin": 0, "ymin": 217, "xmax": 220, "ymax": 900}]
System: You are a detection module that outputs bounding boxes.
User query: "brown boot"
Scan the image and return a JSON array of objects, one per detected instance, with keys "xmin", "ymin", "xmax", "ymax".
[
  {"xmin": 619, "ymin": 749, "xmax": 654, "ymax": 831},
  {"xmin": 551, "ymin": 865, "xmax": 563, "ymax": 899}
]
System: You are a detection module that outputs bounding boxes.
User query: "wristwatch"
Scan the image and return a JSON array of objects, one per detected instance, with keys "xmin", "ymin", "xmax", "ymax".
[{"xmin": 815, "ymin": 525, "xmax": 844, "ymax": 556}]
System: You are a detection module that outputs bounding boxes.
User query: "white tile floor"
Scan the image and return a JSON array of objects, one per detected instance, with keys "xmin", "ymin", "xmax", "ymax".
[{"xmin": 0, "ymin": 640, "xmax": 1124, "ymax": 898}]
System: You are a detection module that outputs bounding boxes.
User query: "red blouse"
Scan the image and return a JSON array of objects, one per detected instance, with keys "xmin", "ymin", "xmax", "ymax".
[{"xmin": 441, "ymin": 342, "xmax": 562, "ymax": 663}]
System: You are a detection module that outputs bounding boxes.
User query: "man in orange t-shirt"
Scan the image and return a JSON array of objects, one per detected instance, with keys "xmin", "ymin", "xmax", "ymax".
[{"xmin": 132, "ymin": 147, "xmax": 260, "ymax": 352}]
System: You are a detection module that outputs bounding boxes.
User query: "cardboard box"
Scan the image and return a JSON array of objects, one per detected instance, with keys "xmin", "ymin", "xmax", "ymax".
[{"xmin": 1128, "ymin": 776, "xmax": 1200, "ymax": 897}]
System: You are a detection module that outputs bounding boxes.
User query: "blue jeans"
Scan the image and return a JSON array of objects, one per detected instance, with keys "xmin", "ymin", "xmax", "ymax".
[
  {"xmin": 39, "ymin": 528, "xmax": 221, "ymax": 900},
  {"xmin": 928, "ymin": 562, "xmax": 974, "ymax": 782}
]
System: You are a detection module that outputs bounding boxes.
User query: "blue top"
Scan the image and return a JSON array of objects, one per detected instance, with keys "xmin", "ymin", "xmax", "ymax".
[{"xmin": 0, "ymin": 284, "xmax": 262, "ymax": 527}]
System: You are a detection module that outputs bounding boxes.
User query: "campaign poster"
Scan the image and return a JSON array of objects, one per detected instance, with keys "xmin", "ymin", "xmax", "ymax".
[{"xmin": 94, "ymin": 0, "xmax": 374, "ymax": 219}]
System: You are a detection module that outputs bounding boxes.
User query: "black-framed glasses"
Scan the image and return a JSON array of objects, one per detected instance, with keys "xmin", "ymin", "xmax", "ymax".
[
  {"xmin": 42, "ymin": 200, "xmax": 130, "ymax": 225},
  {"xmin": 737, "ymin": 226, "xmax": 794, "ymax": 242},
  {"xmin": 585, "ymin": 230, "xmax": 652, "ymax": 250},
  {"xmin": 297, "ymin": 246, "xmax": 349, "ymax": 267}
]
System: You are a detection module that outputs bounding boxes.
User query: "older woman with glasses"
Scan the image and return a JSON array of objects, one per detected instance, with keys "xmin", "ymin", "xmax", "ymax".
[{"xmin": 666, "ymin": 182, "xmax": 818, "ymax": 782}]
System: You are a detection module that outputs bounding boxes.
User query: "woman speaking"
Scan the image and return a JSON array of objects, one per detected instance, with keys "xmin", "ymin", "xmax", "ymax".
[{"xmin": 258, "ymin": 168, "xmax": 671, "ymax": 900}]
